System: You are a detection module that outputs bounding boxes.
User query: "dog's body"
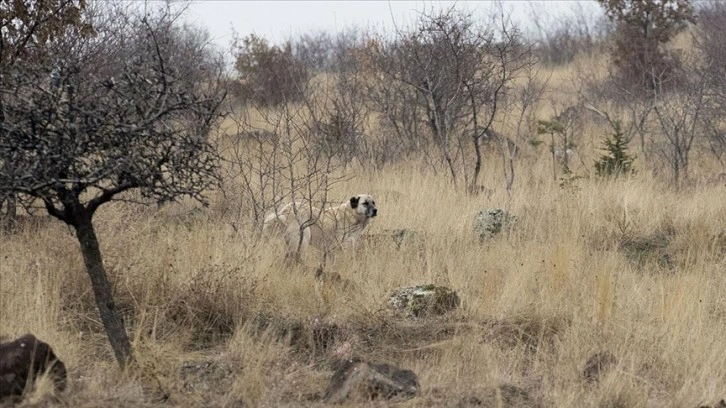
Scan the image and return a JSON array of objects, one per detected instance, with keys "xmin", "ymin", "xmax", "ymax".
[{"xmin": 263, "ymin": 194, "xmax": 377, "ymax": 256}]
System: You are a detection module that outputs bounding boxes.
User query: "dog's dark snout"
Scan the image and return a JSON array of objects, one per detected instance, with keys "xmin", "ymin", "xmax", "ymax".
[{"xmin": 371, "ymin": 208, "xmax": 378, "ymax": 217}]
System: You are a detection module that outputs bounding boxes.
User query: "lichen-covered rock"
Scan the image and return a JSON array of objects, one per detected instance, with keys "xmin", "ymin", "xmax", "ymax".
[
  {"xmin": 388, "ymin": 285, "xmax": 460, "ymax": 318},
  {"xmin": 474, "ymin": 209, "xmax": 516, "ymax": 241},
  {"xmin": 324, "ymin": 358, "xmax": 419, "ymax": 403}
]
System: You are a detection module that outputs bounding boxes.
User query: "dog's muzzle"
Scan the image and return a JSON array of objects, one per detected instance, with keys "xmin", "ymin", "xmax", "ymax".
[{"xmin": 368, "ymin": 208, "xmax": 378, "ymax": 218}]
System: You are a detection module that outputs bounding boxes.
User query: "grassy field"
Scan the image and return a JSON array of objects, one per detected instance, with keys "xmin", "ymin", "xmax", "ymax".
[
  {"xmin": 2, "ymin": 148, "xmax": 725, "ymax": 407},
  {"xmin": 2, "ymin": 47, "xmax": 726, "ymax": 407}
]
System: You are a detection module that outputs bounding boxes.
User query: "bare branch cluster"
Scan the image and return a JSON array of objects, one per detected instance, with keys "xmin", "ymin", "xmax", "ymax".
[
  {"xmin": 366, "ymin": 7, "xmax": 537, "ymax": 191},
  {"xmin": 221, "ymin": 81, "xmax": 349, "ymax": 241},
  {"xmin": 1, "ymin": 2, "xmax": 228, "ymax": 223}
]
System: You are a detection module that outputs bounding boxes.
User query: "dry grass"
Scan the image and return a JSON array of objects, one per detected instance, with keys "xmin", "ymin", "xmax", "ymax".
[
  {"xmin": 2, "ymin": 147, "xmax": 725, "ymax": 407},
  {"xmin": 3, "ymin": 44, "xmax": 726, "ymax": 407}
]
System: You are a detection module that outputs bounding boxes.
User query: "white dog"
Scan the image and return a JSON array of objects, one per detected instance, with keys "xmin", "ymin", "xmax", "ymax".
[{"xmin": 263, "ymin": 194, "xmax": 378, "ymax": 257}]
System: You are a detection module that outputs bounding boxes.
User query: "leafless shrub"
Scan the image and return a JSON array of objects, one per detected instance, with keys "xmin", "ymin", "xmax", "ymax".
[
  {"xmin": 528, "ymin": 2, "xmax": 608, "ymax": 66},
  {"xmin": 293, "ymin": 30, "xmax": 334, "ymax": 71},
  {"xmin": 365, "ymin": 6, "xmax": 534, "ymax": 191},
  {"xmin": 231, "ymin": 33, "xmax": 310, "ymax": 106},
  {"xmin": 363, "ymin": 38, "xmax": 428, "ymax": 167},
  {"xmin": 313, "ymin": 31, "xmax": 370, "ymax": 166},
  {"xmin": 496, "ymin": 61, "xmax": 548, "ymax": 195},
  {"xmin": 580, "ymin": 47, "xmax": 713, "ymax": 188},
  {"xmin": 694, "ymin": 2, "xmax": 726, "ymax": 165},
  {"xmin": 652, "ymin": 71, "xmax": 710, "ymax": 188},
  {"xmin": 576, "ymin": 56, "xmax": 656, "ymax": 159}
]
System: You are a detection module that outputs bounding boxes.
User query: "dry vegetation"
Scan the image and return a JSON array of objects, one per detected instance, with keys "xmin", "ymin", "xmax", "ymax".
[
  {"xmin": 2, "ymin": 2, "xmax": 726, "ymax": 408},
  {"xmin": 2, "ymin": 119, "xmax": 725, "ymax": 407}
]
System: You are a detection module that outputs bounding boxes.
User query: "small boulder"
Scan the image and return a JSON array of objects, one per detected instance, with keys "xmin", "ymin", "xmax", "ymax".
[
  {"xmin": 324, "ymin": 358, "xmax": 419, "ymax": 403},
  {"xmin": 582, "ymin": 351, "xmax": 618, "ymax": 382},
  {"xmin": 474, "ymin": 209, "xmax": 516, "ymax": 241},
  {"xmin": 388, "ymin": 285, "xmax": 460, "ymax": 318},
  {"xmin": 0, "ymin": 334, "xmax": 67, "ymax": 400}
]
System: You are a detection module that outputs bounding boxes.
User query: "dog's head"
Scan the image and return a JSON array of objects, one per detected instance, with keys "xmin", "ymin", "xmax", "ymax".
[{"xmin": 349, "ymin": 194, "xmax": 377, "ymax": 219}]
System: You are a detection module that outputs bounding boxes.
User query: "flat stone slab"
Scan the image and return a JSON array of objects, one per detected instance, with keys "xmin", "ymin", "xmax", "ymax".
[{"xmin": 324, "ymin": 358, "xmax": 419, "ymax": 403}]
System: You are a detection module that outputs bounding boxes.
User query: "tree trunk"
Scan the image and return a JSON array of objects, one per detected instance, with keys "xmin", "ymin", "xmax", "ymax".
[
  {"xmin": 505, "ymin": 155, "xmax": 515, "ymax": 197},
  {"xmin": 673, "ymin": 154, "xmax": 680, "ymax": 190},
  {"xmin": 74, "ymin": 215, "xmax": 133, "ymax": 367},
  {"xmin": 443, "ymin": 146, "xmax": 458, "ymax": 186},
  {"xmin": 468, "ymin": 92, "xmax": 482, "ymax": 193},
  {"xmin": 638, "ymin": 130, "xmax": 647, "ymax": 159},
  {"xmin": 470, "ymin": 135, "xmax": 482, "ymax": 193},
  {"xmin": 551, "ymin": 134, "xmax": 557, "ymax": 181},
  {"xmin": 0, "ymin": 192, "xmax": 17, "ymax": 232}
]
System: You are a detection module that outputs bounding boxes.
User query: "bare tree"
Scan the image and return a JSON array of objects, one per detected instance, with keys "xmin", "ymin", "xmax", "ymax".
[
  {"xmin": 578, "ymin": 30, "xmax": 711, "ymax": 187},
  {"xmin": 293, "ymin": 30, "xmax": 333, "ymax": 72},
  {"xmin": 496, "ymin": 61, "xmax": 548, "ymax": 195},
  {"xmin": 0, "ymin": 2, "xmax": 227, "ymax": 366},
  {"xmin": 537, "ymin": 104, "xmax": 583, "ymax": 183},
  {"xmin": 363, "ymin": 37, "xmax": 428, "ymax": 167},
  {"xmin": 528, "ymin": 1, "xmax": 607, "ymax": 66},
  {"xmin": 368, "ymin": 7, "xmax": 533, "ymax": 191},
  {"xmin": 0, "ymin": 0, "xmax": 93, "ymax": 230},
  {"xmin": 652, "ymin": 71, "xmax": 709, "ymax": 188},
  {"xmin": 693, "ymin": 2, "xmax": 726, "ymax": 165}
]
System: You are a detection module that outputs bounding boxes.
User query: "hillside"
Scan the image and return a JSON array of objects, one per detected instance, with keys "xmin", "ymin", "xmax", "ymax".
[{"xmin": 1, "ymin": 2, "xmax": 725, "ymax": 408}]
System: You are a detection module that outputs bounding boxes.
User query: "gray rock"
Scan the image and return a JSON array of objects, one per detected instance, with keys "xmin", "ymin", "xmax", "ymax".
[
  {"xmin": 388, "ymin": 285, "xmax": 460, "ymax": 318},
  {"xmin": 474, "ymin": 209, "xmax": 516, "ymax": 241},
  {"xmin": 0, "ymin": 334, "xmax": 67, "ymax": 401},
  {"xmin": 324, "ymin": 358, "xmax": 419, "ymax": 403}
]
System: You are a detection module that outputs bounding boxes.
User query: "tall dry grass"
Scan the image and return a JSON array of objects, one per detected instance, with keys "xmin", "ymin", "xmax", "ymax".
[
  {"xmin": 2, "ymin": 29, "xmax": 726, "ymax": 403},
  {"xmin": 2, "ymin": 141, "xmax": 724, "ymax": 407}
]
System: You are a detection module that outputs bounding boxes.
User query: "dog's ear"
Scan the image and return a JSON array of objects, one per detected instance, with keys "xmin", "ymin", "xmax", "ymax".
[{"xmin": 349, "ymin": 196, "xmax": 359, "ymax": 208}]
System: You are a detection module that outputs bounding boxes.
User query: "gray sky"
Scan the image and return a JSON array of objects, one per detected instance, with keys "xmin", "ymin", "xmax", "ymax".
[{"xmin": 182, "ymin": 1, "xmax": 603, "ymax": 50}]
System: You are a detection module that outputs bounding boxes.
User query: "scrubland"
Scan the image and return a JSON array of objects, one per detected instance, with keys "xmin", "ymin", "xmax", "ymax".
[
  {"xmin": 2, "ymin": 133, "xmax": 725, "ymax": 407},
  {"xmin": 2, "ymin": 23, "xmax": 726, "ymax": 408}
]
